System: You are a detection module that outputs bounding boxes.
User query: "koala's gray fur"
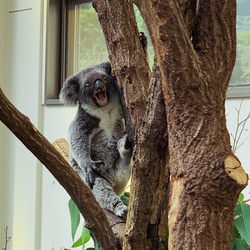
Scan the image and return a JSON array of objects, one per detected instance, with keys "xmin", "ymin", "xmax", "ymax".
[{"xmin": 59, "ymin": 62, "xmax": 131, "ymax": 217}]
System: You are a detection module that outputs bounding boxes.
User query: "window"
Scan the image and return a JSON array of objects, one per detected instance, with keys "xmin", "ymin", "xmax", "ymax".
[
  {"xmin": 65, "ymin": 0, "xmax": 109, "ymax": 78},
  {"xmin": 227, "ymin": 1, "xmax": 250, "ymax": 98},
  {"xmin": 43, "ymin": 0, "xmax": 66, "ymax": 103},
  {"xmin": 44, "ymin": 0, "xmax": 111, "ymax": 104},
  {"xmin": 43, "ymin": 0, "xmax": 249, "ymax": 104}
]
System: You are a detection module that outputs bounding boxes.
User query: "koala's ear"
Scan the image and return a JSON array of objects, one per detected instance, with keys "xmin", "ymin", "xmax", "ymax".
[
  {"xmin": 99, "ymin": 62, "xmax": 112, "ymax": 75},
  {"xmin": 59, "ymin": 76, "xmax": 80, "ymax": 105}
]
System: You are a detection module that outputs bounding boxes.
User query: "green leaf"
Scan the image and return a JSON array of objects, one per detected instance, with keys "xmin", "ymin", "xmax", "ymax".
[
  {"xmin": 231, "ymin": 238, "xmax": 249, "ymax": 250},
  {"xmin": 119, "ymin": 191, "xmax": 130, "ymax": 206},
  {"xmin": 238, "ymin": 193, "xmax": 245, "ymax": 203},
  {"xmin": 68, "ymin": 199, "xmax": 81, "ymax": 241},
  {"xmin": 72, "ymin": 235, "xmax": 83, "ymax": 248},
  {"xmin": 234, "ymin": 203, "xmax": 250, "ymax": 247},
  {"xmin": 72, "ymin": 226, "xmax": 91, "ymax": 249},
  {"xmin": 82, "ymin": 226, "xmax": 91, "ymax": 249}
]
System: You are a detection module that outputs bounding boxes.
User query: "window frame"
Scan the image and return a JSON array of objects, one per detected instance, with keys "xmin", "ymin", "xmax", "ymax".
[
  {"xmin": 43, "ymin": 0, "xmax": 92, "ymax": 105},
  {"xmin": 227, "ymin": 85, "xmax": 250, "ymax": 99},
  {"xmin": 43, "ymin": 0, "xmax": 66, "ymax": 105}
]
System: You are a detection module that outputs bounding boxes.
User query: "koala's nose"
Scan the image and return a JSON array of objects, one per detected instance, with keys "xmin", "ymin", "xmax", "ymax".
[{"xmin": 94, "ymin": 80, "xmax": 105, "ymax": 91}]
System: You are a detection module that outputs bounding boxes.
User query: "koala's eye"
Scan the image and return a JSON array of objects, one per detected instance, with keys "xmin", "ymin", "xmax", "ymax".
[
  {"xmin": 84, "ymin": 83, "xmax": 91, "ymax": 88},
  {"xmin": 103, "ymin": 76, "xmax": 107, "ymax": 81}
]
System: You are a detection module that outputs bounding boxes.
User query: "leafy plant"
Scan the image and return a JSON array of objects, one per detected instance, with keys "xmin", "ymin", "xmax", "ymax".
[
  {"xmin": 67, "ymin": 191, "xmax": 130, "ymax": 249},
  {"xmin": 232, "ymin": 193, "xmax": 250, "ymax": 250},
  {"xmin": 68, "ymin": 199, "xmax": 96, "ymax": 250}
]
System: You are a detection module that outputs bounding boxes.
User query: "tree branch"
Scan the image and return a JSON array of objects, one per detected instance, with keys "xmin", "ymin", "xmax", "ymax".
[
  {"xmin": 0, "ymin": 87, "xmax": 119, "ymax": 250},
  {"xmin": 123, "ymin": 61, "xmax": 169, "ymax": 249},
  {"xmin": 134, "ymin": 1, "xmax": 247, "ymax": 249},
  {"xmin": 192, "ymin": 0, "xmax": 237, "ymax": 85}
]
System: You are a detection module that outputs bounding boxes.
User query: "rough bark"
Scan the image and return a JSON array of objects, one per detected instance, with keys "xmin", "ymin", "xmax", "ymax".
[
  {"xmin": 123, "ymin": 62, "xmax": 169, "ymax": 250},
  {"xmin": 0, "ymin": 88, "xmax": 119, "ymax": 250},
  {"xmin": 135, "ymin": 0, "xmax": 248, "ymax": 249}
]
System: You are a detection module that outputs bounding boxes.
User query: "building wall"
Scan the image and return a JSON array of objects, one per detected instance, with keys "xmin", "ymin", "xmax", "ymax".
[
  {"xmin": 0, "ymin": 0, "xmax": 249, "ymax": 249},
  {"xmin": 1, "ymin": 0, "xmax": 39, "ymax": 249},
  {"xmin": 0, "ymin": 0, "xmax": 8, "ymax": 247}
]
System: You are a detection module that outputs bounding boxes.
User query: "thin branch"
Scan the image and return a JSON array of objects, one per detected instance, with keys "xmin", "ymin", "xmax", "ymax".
[
  {"xmin": 231, "ymin": 101, "xmax": 250, "ymax": 153},
  {"xmin": 2, "ymin": 226, "xmax": 11, "ymax": 250}
]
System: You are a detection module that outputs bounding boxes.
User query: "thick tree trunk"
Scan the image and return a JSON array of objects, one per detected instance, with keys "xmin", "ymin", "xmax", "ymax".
[
  {"xmin": 0, "ymin": 88, "xmax": 119, "ymax": 250},
  {"xmin": 135, "ymin": 0, "xmax": 248, "ymax": 249}
]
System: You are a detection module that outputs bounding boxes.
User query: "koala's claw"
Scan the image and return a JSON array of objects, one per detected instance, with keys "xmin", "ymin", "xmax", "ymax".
[
  {"xmin": 91, "ymin": 160, "xmax": 105, "ymax": 170},
  {"xmin": 84, "ymin": 167, "xmax": 95, "ymax": 188},
  {"xmin": 139, "ymin": 31, "xmax": 148, "ymax": 52},
  {"xmin": 117, "ymin": 134, "xmax": 131, "ymax": 157},
  {"xmin": 114, "ymin": 204, "xmax": 128, "ymax": 217},
  {"xmin": 84, "ymin": 160, "xmax": 104, "ymax": 188}
]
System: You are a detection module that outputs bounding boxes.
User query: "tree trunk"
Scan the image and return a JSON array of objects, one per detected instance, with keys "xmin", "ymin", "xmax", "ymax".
[
  {"xmin": 135, "ymin": 0, "xmax": 248, "ymax": 249},
  {"xmin": 123, "ymin": 62, "xmax": 169, "ymax": 250}
]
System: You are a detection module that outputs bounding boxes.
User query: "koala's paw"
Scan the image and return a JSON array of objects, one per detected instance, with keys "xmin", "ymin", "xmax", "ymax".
[
  {"xmin": 139, "ymin": 31, "xmax": 148, "ymax": 52},
  {"xmin": 84, "ymin": 160, "xmax": 104, "ymax": 188},
  {"xmin": 114, "ymin": 203, "xmax": 128, "ymax": 217},
  {"xmin": 91, "ymin": 160, "xmax": 105, "ymax": 171},
  {"xmin": 117, "ymin": 134, "xmax": 131, "ymax": 157},
  {"xmin": 83, "ymin": 167, "xmax": 96, "ymax": 189}
]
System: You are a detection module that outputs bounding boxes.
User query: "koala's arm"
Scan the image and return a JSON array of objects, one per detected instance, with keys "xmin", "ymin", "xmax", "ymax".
[{"xmin": 69, "ymin": 115, "xmax": 103, "ymax": 188}]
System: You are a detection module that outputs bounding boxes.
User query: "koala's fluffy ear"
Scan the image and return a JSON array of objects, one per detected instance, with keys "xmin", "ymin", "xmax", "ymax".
[
  {"xmin": 98, "ymin": 62, "xmax": 112, "ymax": 75},
  {"xmin": 59, "ymin": 76, "xmax": 80, "ymax": 105}
]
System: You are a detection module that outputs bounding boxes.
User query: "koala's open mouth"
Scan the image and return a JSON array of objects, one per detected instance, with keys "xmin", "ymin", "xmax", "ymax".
[{"xmin": 94, "ymin": 89, "xmax": 108, "ymax": 106}]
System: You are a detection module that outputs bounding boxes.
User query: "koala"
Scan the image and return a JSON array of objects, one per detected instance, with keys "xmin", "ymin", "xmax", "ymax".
[{"xmin": 59, "ymin": 62, "xmax": 131, "ymax": 217}]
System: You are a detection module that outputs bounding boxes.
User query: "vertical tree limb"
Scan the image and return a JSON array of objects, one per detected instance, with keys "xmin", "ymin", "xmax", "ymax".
[{"xmin": 123, "ymin": 62, "xmax": 169, "ymax": 249}]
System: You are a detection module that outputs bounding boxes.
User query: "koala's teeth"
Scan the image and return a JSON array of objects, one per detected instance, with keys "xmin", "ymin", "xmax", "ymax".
[{"xmin": 94, "ymin": 91, "xmax": 108, "ymax": 106}]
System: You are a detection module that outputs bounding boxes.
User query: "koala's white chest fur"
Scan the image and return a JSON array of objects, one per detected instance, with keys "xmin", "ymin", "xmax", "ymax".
[{"xmin": 81, "ymin": 98, "xmax": 123, "ymax": 135}]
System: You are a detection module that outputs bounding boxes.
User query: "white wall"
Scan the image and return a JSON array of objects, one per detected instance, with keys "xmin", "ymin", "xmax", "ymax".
[
  {"xmin": 0, "ymin": 0, "xmax": 8, "ymax": 247},
  {"xmin": 41, "ymin": 106, "xmax": 78, "ymax": 250},
  {"xmin": 1, "ymin": 0, "xmax": 39, "ymax": 249},
  {"xmin": 226, "ymin": 99, "xmax": 250, "ymax": 198},
  {"xmin": 0, "ymin": 0, "xmax": 249, "ymax": 249}
]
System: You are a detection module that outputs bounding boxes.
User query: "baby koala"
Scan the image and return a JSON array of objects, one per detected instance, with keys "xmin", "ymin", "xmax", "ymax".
[{"xmin": 60, "ymin": 62, "xmax": 131, "ymax": 217}]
